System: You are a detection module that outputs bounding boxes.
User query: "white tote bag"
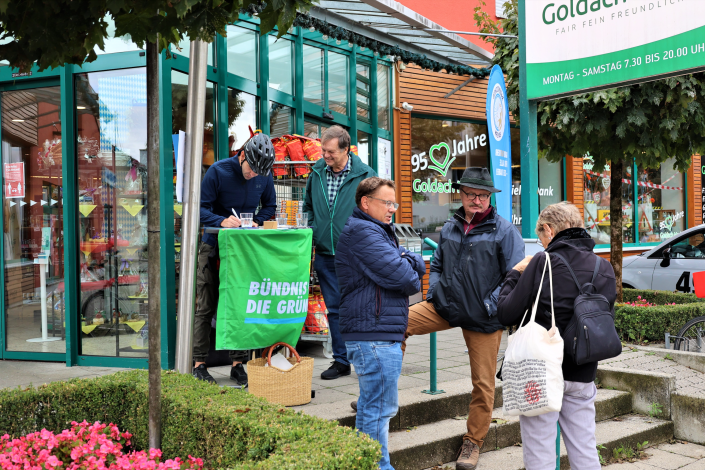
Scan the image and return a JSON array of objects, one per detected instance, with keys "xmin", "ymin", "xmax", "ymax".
[{"xmin": 502, "ymin": 253, "xmax": 564, "ymax": 417}]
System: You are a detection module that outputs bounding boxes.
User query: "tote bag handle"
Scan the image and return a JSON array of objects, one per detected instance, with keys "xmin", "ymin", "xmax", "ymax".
[{"xmin": 516, "ymin": 253, "xmax": 555, "ymax": 333}]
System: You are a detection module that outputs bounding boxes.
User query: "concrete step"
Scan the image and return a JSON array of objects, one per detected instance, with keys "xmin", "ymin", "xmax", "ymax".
[
  {"xmin": 389, "ymin": 389, "xmax": 633, "ymax": 470},
  {"xmin": 299, "ymin": 378, "xmax": 503, "ymax": 432},
  {"xmin": 418, "ymin": 414, "xmax": 673, "ymax": 470}
]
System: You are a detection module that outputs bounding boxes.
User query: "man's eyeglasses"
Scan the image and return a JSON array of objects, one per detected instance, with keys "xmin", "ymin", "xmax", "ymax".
[
  {"xmin": 459, "ymin": 190, "xmax": 490, "ymax": 202},
  {"xmin": 366, "ymin": 196, "xmax": 400, "ymax": 210}
]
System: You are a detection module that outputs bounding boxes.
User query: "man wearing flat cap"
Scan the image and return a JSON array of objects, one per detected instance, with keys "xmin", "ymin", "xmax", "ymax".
[{"xmin": 405, "ymin": 167, "xmax": 524, "ymax": 470}]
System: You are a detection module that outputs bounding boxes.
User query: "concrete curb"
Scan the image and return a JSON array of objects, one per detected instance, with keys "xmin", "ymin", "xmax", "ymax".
[
  {"xmin": 630, "ymin": 345, "xmax": 705, "ymax": 374},
  {"xmin": 596, "ymin": 366, "xmax": 675, "ymax": 419},
  {"xmin": 672, "ymin": 393, "xmax": 705, "ymax": 445}
]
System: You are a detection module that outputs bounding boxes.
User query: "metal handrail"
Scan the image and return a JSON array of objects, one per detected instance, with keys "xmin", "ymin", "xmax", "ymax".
[{"xmin": 421, "ymin": 238, "xmax": 444, "ymax": 395}]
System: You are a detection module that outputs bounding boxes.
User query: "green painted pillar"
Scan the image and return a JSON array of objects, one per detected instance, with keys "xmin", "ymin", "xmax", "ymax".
[
  {"xmin": 518, "ymin": 0, "xmax": 539, "ymax": 238},
  {"xmin": 260, "ymin": 33, "xmax": 270, "ymax": 135},
  {"xmin": 60, "ymin": 64, "xmax": 79, "ymax": 366}
]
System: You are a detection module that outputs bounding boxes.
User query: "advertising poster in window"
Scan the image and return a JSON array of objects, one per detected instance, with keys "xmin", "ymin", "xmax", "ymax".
[
  {"xmin": 410, "ymin": 118, "xmax": 489, "ymax": 234},
  {"xmin": 4, "ymin": 162, "xmax": 25, "ymax": 198},
  {"xmin": 378, "ymin": 137, "xmax": 392, "ymax": 180}
]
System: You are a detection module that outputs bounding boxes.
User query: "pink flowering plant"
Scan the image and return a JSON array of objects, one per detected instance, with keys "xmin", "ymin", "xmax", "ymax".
[
  {"xmin": 0, "ymin": 421, "xmax": 203, "ymax": 470},
  {"xmin": 619, "ymin": 295, "xmax": 677, "ymax": 308}
]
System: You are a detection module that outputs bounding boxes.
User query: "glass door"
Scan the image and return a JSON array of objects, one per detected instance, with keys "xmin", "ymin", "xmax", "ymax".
[
  {"xmin": 74, "ymin": 68, "xmax": 150, "ymax": 359},
  {"xmin": 1, "ymin": 84, "xmax": 66, "ymax": 360}
]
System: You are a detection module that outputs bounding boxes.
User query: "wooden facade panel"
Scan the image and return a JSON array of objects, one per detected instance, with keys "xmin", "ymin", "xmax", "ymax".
[{"xmin": 688, "ymin": 154, "xmax": 702, "ymax": 228}]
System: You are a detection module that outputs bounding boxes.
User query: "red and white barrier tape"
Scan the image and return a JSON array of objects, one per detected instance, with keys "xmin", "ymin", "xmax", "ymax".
[{"xmin": 584, "ymin": 170, "xmax": 682, "ymax": 191}]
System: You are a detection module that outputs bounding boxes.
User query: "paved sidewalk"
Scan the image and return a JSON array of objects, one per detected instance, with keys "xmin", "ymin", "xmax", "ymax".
[
  {"xmin": 603, "ymin": 441, "xmax": 705, "ymax": 469},
  {"xmin": 208, "ymin": 328, "xmax": 504, "ymax": 405},
  {"xmin": 0, "ymin": 328, "xmax": 497, "ymax": 402},
  {"xmin": 600, "ymin": 348, "xmax": 705, "ymax": 399}
]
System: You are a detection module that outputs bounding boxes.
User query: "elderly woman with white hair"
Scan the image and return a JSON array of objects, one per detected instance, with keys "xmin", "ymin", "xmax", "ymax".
[{"xmin": 497, "ymin": 202, "xmax": 616, "ymax": 470}]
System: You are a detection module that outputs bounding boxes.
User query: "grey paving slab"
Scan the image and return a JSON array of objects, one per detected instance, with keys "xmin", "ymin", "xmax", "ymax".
[
  {"xmin": 657, "ymin": 443, "xmax": 705, "ymax": 460},
  {"xmin": 640, "ymin": 449, "xmax": 697, "ymax": 469}
]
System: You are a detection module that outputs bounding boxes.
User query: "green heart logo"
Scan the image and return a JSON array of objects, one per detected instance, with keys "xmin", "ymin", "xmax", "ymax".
[{"xmin": 428, "ymin": 142, "xmax": 456, "ymax": 177}]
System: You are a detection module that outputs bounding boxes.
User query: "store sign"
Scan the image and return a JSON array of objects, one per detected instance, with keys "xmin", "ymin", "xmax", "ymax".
[
  {"xmin": 486, "ymin": 65, "xmax": 512, "ymax": 220},
  {"xmin": 525, "ymin": 0, "xmax": 705, "ymax": 99},
  {"xmin": 411, "ymin": 133, "xmax": 489, "ymax": 193},
  {"xmin": 4, "ymin": 162, "xmax": 25, "ymax": 198}
]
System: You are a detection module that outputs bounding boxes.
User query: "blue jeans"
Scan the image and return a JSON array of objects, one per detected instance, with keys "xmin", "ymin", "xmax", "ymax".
[
  {"xmin": 346, "ymin": 341, "xmax": 403, "ymax": 470},
  {"xmin": 314, "ymin": 253, "xmax": 348, "ymax": 365}
]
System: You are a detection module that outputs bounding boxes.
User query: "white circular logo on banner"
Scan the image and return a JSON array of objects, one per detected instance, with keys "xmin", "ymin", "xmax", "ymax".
[{"xmin": 491, "ymin": 83, "xmax": 505, "ymax": 141}]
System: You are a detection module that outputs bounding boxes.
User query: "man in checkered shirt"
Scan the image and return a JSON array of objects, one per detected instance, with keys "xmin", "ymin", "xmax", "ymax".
[{"xmin": 303, "ymin": 126, "xmax": 376, "ymax": 380}]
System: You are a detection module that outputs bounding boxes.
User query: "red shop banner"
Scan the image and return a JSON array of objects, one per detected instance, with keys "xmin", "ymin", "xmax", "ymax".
[{"xmin": 4, "ymin": 162, "xmax": 25, "ymax": 198}]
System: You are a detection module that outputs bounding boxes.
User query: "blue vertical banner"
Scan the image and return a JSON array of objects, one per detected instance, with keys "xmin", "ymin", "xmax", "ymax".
[{"xmin": 486, "ymin": 65, "xmax": 512, "ymax": 221}]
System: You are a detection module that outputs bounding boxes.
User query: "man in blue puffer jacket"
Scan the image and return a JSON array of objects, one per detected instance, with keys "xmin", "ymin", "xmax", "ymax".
[{"xmin": 335, "ymin": 177, "xmax": 426, "ymax": 470}]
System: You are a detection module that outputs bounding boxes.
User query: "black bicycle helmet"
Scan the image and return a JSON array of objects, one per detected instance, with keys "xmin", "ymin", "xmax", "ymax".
[{"xmin": 243, "ymin": 133, "xmax": 275, "ymax": 176}]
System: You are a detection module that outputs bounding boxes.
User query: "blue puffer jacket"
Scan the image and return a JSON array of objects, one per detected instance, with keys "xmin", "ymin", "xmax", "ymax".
[{"xmin": 335, "ymin": 208, "xmax": 426, "ymax": 342}]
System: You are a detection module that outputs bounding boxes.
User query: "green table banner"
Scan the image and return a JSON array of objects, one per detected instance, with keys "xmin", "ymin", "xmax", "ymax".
[{"xmin": 216, "ymin": 228, "xmax": 313, "ymax": 350}]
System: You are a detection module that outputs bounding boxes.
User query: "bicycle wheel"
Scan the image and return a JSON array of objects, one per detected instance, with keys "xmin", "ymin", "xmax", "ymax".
[{"xmin": 674, "ymin": 316, "xmax": 705, "ymax": 352}]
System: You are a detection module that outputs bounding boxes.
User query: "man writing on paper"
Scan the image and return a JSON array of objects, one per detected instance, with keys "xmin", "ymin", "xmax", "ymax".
[{"xmin": 192, "ymin": 132, "xmax": 277, "ymax": 387}]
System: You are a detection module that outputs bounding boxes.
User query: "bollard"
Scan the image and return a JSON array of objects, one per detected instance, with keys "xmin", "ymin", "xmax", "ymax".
[
  {"xmin": 422, "ymin": 238, "xmax": 445, "ymax": 395},
  {"xmin": 665, "ymin": 332, "xmax": 671, "ymax": 350},
  {"xmin": 556, "ymin": 422, "xmax": 561, "ymax": 469}
]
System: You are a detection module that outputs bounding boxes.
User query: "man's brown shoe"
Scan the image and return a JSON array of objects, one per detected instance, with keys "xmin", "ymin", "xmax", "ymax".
[{"xmin": 456, "ymin": 439, "xmax": 480, "ymax": 470}]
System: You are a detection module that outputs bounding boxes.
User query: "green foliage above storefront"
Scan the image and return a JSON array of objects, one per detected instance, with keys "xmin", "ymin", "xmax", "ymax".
[
  {"xmin": 0, "ymin": 0, "xmax": 316, "ymax": 72},
  {"xmin": 475, "ymin": 0, "xmax": 705, "ymax": 173}
]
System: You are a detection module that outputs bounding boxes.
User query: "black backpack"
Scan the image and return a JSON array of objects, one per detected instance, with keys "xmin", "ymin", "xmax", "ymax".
[{"xmin": 550, "ymin": 253, "xmax": 622, "ymax": 365}]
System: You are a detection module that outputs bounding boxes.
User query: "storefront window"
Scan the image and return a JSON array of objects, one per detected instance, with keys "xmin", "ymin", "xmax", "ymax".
[
  {"xmin": 328, "ymin": 52, "xmax": 348, "ymax": 115},
  {"xmin": 637, "ymin": 158, "xmax": 685, "ymax": 243},
  {"xmin": 376, "ymin": 64, "xmax": 390, "ymax": 131},
  {"xmin": 171, "ymin": 71, "xmax": 216, "ymax": 169},
  {"xmin": 303, "ymin": 45, "xmax": 323, "ymax": 107},
  {"xmin": 1, "ymin": 86, "xmax": 65, "ymax": 353},
  {"xmin": 303, "ymin": 120, "xmax": 328, "ymax": 139},
  {"xmin": 510, "ymin": 128, "xmax": 521, "ymax": 231},
  {"xmin": 75, "ymin": 68, "xmax": 148, "ymax": 358},
  {"xmin": 583, "ymin": 156, "xmax": 635, "ymax": 245},
  {"xmin": 539, "ymin": 157, "xmax": 563, "ymax": 213},
  {"xmin": 356, "ymin": 63, "xmax": 370, "ymax": 122},
  {"xmin": 226, "ymin": 25, "xmax": 257, "ymax": 82},
  {"xmin": 268, "ymin": 37, "xmax": 293, "ymax": 95},
  {"xmin": 357, "ymin": 131, "xmax": 370, "ymax": 166},
  {"xmin": 410, "ymin": 117, "xmax": 489, "ymax": 234},
  {"xmin": 270, "ymin": 102, "xmax": 293, "ymax": 138},
  {"xmin": 227, "ymin": 90, "xmax": 257, "ymax": 155}
]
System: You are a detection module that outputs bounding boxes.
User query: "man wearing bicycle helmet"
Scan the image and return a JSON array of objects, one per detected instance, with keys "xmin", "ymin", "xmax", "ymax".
[{"xmin": 192, "ymin": 132, "xmax": 277, "ymax": 387}]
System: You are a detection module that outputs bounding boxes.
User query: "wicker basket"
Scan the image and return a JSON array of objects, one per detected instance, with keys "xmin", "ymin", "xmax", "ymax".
[{"xmin": 248, "ymin": 342, "xmax": 314, "ymax": 406}]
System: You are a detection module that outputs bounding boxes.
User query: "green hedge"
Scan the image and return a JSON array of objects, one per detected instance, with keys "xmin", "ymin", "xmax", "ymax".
[
  {"xmin": 0, "ymin": 370, "xmax": 380, "ymax": 469},
  {"xmin": 617, "ymin": 289, "xmax": 705, "ymax": 343},
  {"xmin": 622, "ymin": 288, "xmax": 705, "ymax": 305}
]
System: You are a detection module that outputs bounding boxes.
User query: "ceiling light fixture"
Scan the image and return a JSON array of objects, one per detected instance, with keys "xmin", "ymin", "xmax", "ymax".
[{"xmin": 11, "ymin": 119, "xmax": 24, "ymax": 122}]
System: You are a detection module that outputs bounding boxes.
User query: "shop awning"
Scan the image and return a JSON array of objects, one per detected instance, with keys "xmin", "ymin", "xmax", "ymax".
[{"xmin": 312, "ymin": 0, "xmax": 493, "ymax": 66}]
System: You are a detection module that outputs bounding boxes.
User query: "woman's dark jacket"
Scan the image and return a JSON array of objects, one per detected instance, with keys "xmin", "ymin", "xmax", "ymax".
[
  {"xmin": 335, "ymin": 207, "xmax": 426, "ymax": 342},
  {"xmin": 497, "ymin": 228, "xmax": 616, "ymax": 382}
]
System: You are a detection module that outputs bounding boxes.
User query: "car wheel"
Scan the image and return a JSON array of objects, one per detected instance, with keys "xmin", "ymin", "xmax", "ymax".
[{"xmin": 623, "ymin": 283, "xmax": 635, "ymax": 290}]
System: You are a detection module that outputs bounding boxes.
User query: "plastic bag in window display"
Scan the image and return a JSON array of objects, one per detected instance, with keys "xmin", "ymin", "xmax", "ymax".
[
  {"xmin": 271, "ymin": 136, "xmax": 291, "ymax": 179},
  {"xmin": 302, "ymin": 138, "xmax": 322, "ymax": 162},
  {"xmin": 286, "ymin": 137, "xmax": 310, "ymax": 178}
]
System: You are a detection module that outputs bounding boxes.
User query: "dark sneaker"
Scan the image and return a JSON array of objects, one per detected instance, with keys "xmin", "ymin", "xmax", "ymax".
[
  {"xmin": 230, "ymin": 363, "xmax": 248, "ymax": 388},
  {"xmin": 321, "ymin": 361, "xmax": 351, "ymax": 380},
  {"xmin": 351, "ymin": 400, "xmax": 357, "ymax": 412},
  {"xmin": 456, "ymin": 439, "xmax": 480, "ymax": 470},
  {"xmin": 192, "ymin": 364, "xmax": 216, "ymax": 384}
]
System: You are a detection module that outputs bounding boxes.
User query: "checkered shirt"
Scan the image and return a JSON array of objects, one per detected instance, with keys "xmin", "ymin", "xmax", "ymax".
[{"xmin": 325, "ymin": 156, "xmax": 351, "ymax": 207}]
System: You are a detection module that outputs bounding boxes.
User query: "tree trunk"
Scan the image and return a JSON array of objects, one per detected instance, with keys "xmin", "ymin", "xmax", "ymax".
[
  {"xmin": 146, "ymin": 39, "xmax": 162, "ymax": 450},
  {"xmin": 610, "ymin": 160, "xmax": 623, "ymax": 303}
]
